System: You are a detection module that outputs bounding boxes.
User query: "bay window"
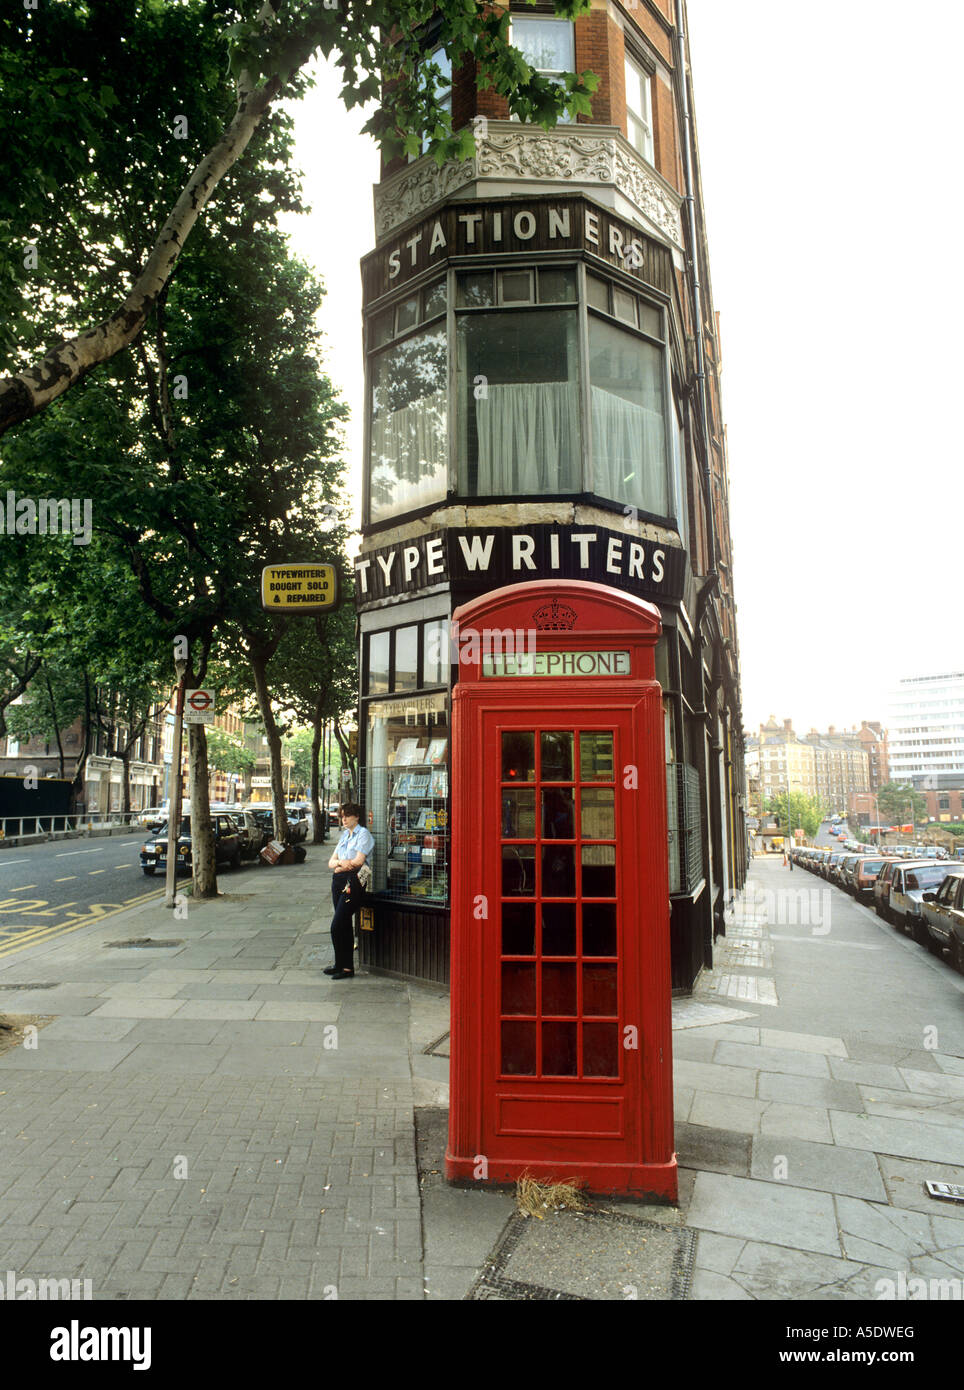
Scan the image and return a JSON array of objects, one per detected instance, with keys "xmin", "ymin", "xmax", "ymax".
[
  {"xmin": 368, "ymin": 279, "xmax": 448, "ymax": 524},
  {"xmin": 366, "ymin": 260, "xmax": 677, "ymax": 525},
  {"xmin": 457, "ymin": 268, "xmax": 581, "ymax": 496}
]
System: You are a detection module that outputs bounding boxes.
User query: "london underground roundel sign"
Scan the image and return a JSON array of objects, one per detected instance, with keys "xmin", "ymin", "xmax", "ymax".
[{"xmin": 184, "ymin": 690, "xmax": 216, "ymax": 724}]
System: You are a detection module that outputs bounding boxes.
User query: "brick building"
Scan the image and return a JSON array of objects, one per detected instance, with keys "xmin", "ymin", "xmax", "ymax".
[{"xmin": 351, "ymin": 0, "xmax": 745, "ymax": 992}]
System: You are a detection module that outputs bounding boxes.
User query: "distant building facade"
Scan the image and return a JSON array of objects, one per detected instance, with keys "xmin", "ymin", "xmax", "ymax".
[{"xmin": 888, "ymin": 672, "xmax": 964, "ymax": 785}]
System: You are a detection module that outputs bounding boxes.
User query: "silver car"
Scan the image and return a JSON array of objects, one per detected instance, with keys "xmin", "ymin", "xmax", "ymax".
[{"xmin": 889, "ymin": 862, "xmax": 955, "ymax": 944}]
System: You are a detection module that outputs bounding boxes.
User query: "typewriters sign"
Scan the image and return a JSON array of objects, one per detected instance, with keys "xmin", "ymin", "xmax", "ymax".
[{"xmin": 353, "ymin": 524, "xmax": 685, "ymax": 606}]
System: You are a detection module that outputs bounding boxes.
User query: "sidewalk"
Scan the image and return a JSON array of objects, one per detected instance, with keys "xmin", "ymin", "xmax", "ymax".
[{"xmin": 0, "ymin": 852, "xmax": 961, "ymax": 1301}]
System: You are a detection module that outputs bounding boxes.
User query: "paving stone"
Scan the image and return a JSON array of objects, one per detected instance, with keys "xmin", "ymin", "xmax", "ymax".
[
  {"xmin": 688, "ymin": 1091, "xmax": 767, "ymax": 1135},
  {"xmin": 675, "ymin": 1121, "xmax": 750, "ymax": 1176},
  {"xmin": 690, "ymin": 1268, "xmax": 754, "ymax": 1299},
  {"xmin": 254, "ymin": 1001, "xmax": 341, "ymax": 1022},
  {"xmin": 111, "ymin": 1044, "xmax": 232, "ymax": 1075},
  {"xmin": 714, "ymin": 1041, "xmax": 831, "ymax": 1078},
  {"xmin": 877, "ymin": 1155, "xmax": 964, "ymax": 1222},
  {"xmin": 757, "ymin": 1071, "xmax": 863, "ymax": 1112},
  {"xmin": 750, "ymin": 1136, "xmax": 886, "ymax": 1200},
  {"xmin": 897, "ymin": 1067, "xmax": 964, "ymax": 1100},
  {"xmin": 173, "ymin": 1000, "xmax": 262, "ymax": 1020},
  {"xmin": 686, "ymin": 1173, "xmax": 842, "ymax": 1256},
  {"xmin": 758, "ymin": 1101, "xmax": 833, "ymax": 1143},
  {"xmin": 40, "ymin": 1016, "xmax": 138, "ymax": 1042},
  {"xmin": 730, "ymin": 1240, "xmax": 893, "ymax": 1300},
  {"xmin": 692, "ymin": 1231, "xmax": 746, "ymax": 1276},
  {"xmin": 100, "ymin": 981, "xmax": 184, "ymax": 998},
  {"xmin": 672, "ymin": 1058, "xmax": 758, "ymax": 1099},
  {"xmin": 828, "ymin": 1110, "xmax": 964, "ymax": 1165},
  {"xmin": 759, "ymin": 1028, "xmax": 848, "ymax": 1058},
  {"xmin": 91, "ymin": 999, "xmax": 183, "ymax": 1019},
  {"xmin": 0, "ymin": 1041, "xmax": 138, "ymax": 1071},
  {"xmin": 828, "ymin": 1058, "xmax": 908, "ymax": 1089}
]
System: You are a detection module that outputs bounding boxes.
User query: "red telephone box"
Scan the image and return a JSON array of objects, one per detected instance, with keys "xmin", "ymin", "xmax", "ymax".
[{"xmin": 446, "ymin": 580, "xmax": 676, "ymax": 1200}]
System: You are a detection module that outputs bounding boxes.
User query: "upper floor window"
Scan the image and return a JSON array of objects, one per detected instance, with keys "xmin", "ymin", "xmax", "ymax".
[
  {"xmin": 456, "ymin": 267, "xmax": 581, "ymax": 496},
  {"xmin": 368, "ymin": 279, "xmax": 447, "ymax": 525},
  {"xmin": 625, "ymin": 53, "xmax": 654, "ymax": 163},
  {"xmin": 366, "ymin": 262, "xmax": 677, "ymax": 527},
  {"xmin": 509, "ymin": 15, "xmax": 575, "ymax": 123}
]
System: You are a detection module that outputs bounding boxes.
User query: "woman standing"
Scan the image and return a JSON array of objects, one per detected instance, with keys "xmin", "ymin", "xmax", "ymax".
[{"xmin": 326, "ymin": 803, "xmax": 374, "ymax": 980}]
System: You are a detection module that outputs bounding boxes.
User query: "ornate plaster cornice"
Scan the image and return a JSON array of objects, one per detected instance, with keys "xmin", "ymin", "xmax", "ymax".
[{"xmin": 373, "ymin": 122, "xmax": 683, "ymax": 250}]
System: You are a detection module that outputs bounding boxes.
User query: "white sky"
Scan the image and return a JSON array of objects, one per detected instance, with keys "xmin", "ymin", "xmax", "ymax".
[{"xmin": 281, "ymin": 2, "xmax": 964, "ymax": 737}]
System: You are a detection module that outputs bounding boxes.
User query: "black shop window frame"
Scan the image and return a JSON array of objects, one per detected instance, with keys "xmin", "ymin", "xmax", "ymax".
[{"xmin": 363, "ymin": 619, "xmax": 451, "ymax": 697}]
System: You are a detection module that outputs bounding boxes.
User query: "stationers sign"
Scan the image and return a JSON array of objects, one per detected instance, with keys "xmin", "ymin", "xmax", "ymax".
[{"xmin": 361, "ymin": 194, "xmax": 673, "ymax": 303}]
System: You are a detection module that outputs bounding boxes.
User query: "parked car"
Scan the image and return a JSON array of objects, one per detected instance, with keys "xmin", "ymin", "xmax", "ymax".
[
  {"xmin": 873, "ymin": 858, "xmax": 905, "ymax": 922},
  {"xmin": 920, "ymin": 869, "xmax": 964, "ymax": 961},
  {"xmin": 833, "ymin": 854, "xmax": 860, "ymax": 888},
  {"xmin": 140, "ymin": 813, "xmax": 244, "ymax": 876},
  {"xmin": 284, "ymin": 805, "xmax": 309, "ymax": 843},
  {"xmin": 234, "ymin": 809, "xmax": 271, "ymax": 860},
  {"xmin": 889, "ymin": 861, "xmax": 955, "ymax": 943},
  {"xmin": 850, "ymin": 855, "xmax": 894, "ymax": 903}
]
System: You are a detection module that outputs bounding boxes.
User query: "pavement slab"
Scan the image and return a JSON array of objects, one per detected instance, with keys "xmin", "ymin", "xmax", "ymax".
[
  {"xmin": 686, "ymin": 1172, "xmax": 842, "ymax": 1256},
  {"xmin": 750, "ymin": 1136, "xmax": 887, "ymax": 1201}
]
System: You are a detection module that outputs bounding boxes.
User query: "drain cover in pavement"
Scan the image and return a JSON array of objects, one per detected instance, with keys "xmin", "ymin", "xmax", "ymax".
[
  {"xmin": 468, "ymin": 1209, "xmax": 696, "ymax": 1301},
  {"xmin": 105, "ymin": 938, "xmax": 184, "ymax": 949}
]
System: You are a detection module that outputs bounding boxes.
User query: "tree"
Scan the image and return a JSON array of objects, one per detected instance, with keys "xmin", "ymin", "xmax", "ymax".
[
  {"xmin": 1, "ymin": 0, "xmax": 354, "ymax": 893},
  {"xmin": 273, "ymin": 607, "xmax": 357, "ymax": 841},
  {"xmin": 0, "ymin": 0, "xmax": 598, "ymax": 436},
  {"xmin": 204, "ymin": 725, "xmax": 256, "ymax": 791},
  {"xmin": 876, "ymin": 782, "xmax": 927, "ymax": 831},
  {"xmin": 765, "ymin": 791, "xmax": 826, "ymax": 842}
]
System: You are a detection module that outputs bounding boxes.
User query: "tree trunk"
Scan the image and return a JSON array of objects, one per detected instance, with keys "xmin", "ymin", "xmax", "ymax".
[
  {"xmin": 120, "ymin": 749, "xmax": 132, "ymax": 816},
  {"xmin": 310, "ymin": 693, "xmax": 325, "ymax": 844},
  {"xmin": 188, "ymin": 722, "xmax": 218, "ymax": 898},
  {"xmin": 248, "ymin": 645, "xmax": 289, "ymax": 845}
]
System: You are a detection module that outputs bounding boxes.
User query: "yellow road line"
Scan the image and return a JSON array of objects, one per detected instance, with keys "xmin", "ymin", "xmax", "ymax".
[
  {"xmin": 89, "ymin": 869, "xmax": 107, "ymax": 875},
  {"xmin": 0, "ymin": 889, "xmax": 165, "ymax": 959},
  {"xmin": 55, "ymin": 876, "xmax": 77, "ymax": 882},
  {"xmin": 7, "ymin": 885, "xmax": 37, "ymax": 892}
]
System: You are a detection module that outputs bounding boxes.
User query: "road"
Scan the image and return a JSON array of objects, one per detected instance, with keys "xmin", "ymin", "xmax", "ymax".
[{"xmin": 0, "ymin": 834, "xmax": 256, "ymax": 961}]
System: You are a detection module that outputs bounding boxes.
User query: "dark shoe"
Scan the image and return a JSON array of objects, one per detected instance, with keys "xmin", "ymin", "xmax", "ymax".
[
  {"xmin": 322, "ymin": 966, "xmax": 337, "ymax": 975},
  {"xmin": 330, "ymin": 969, "xmax": 354, "ymax": 980}
]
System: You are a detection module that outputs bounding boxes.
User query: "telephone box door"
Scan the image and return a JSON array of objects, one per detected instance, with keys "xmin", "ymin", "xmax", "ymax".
[{"xmin": 449, "ymin": 690, "xmax": 675, "ymax": 1198}]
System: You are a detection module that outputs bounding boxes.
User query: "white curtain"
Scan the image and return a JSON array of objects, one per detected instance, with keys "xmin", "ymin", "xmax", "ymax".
[
  {"xmin": 370, "ymin": 388, "xmax": 447, "ymax": 520},
  {"xmin": 475, "ymin": 382, "xmax": 578, "ymax": 493},
  {"xmin": 590, "ymin": 385, "xmax": 666, "ymax": 513}
]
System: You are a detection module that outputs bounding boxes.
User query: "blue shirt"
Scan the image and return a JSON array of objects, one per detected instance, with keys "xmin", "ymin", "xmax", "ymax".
[{"xmin": 336, "ymin": 824, "xmax": 374, "ymax": 862}]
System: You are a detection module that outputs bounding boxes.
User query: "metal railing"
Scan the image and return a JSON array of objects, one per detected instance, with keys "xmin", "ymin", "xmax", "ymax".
[{"xmin": 0, "ymin": 811, "xmax": 146, "ymax": 844}]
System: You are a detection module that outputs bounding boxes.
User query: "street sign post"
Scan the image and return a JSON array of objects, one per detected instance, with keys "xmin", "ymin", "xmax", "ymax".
[{"xmin": 261, "ymin": 563, "xmax": 339, "ymax": 614}]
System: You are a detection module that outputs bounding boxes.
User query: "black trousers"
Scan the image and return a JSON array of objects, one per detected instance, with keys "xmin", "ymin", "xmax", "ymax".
[{"xmin": 330, "ymin": 871, "xmax": 361, "ymax": 971}]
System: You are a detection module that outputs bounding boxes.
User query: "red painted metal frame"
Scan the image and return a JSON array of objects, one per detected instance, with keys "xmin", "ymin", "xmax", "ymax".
[{"xmin": 446, "ymin": 580, "xmax": 676, "ymax": 1200}]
